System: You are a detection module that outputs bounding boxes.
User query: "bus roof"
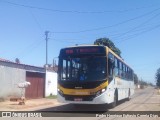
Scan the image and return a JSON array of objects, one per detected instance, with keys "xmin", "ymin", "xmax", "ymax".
[
  {"xmin": 64, "ymin": 44, "xmax": 98, "ymax": 48},
  {"xmin": 61, "ymin": 44, "xmax": 133, "ymax": 71},
  {"xmin": 107, "ymin": 46, "xmax": 133, "ymax": 71}
]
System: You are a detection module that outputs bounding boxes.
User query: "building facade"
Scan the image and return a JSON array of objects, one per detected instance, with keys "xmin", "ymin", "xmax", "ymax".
[{"xmin": 0, "ymin": 59, "xmax": 45, "ymax": 100}]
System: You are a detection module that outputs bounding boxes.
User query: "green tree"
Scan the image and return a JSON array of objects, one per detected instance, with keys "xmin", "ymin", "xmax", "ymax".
[
  {"xmin": 15, "ymin": 58, "xmax": 20, "ymax": 64},
  {"xmin": 155, "ymin": 68, "xmax": 160, "ymax": 88},
  {"xmin": 94, "ymin": 38, "xmax": 121, "ymax": 57},
  {"xmin": 134, "ymin": 73, "xmax": 139, "ymax": 85},
  {"xmin": 139, "ymin": 80, "xmax": 147, "ymax": 86}
]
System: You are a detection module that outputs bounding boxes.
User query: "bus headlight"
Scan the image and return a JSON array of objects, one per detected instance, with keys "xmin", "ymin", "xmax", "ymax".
[
  {"xmin": 95, "ymin": 88, "xmax": 106, "ymax": 97},
  {"xmin": 101, "ymin": 88, "xmax": 106, "ymax": 93},
  {"xmin": 58, "ymin": 89, "xmax": 64, "ymax": 96}
]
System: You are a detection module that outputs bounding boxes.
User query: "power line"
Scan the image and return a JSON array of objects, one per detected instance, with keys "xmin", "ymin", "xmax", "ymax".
[
  {"xmin": 49, "ymin": 38, "xmax": 88, "ymax": 44},
  {"xmin": 113, "ymin": 12, "xmax": 160, "ymax": 40},
  {"xmin": 48, "ymin": 22, "xmax": 160, "ymax": 45},
  {"xmin": 108, "ymin": 22, "xmax": 159, "ymax": 37},
  {"xmin": 27, "ymin": 8, "xmax": 44, "ymax": 32},
  {"xmin": 1, "ymin": 0, "xmax": 158, "ymax": 14},
  {"xmin": 15, "ymin": 39, "xmax": 44, "ymax": 59},
  {"xmin": 50, "ymin": 8, "xmax": 160, "ymax": 33},
  {"xmin": 117, "ymin": 24, "xmax": 160, "ymax": 43},
  {"xmin": 22, "ymin": 0, "xmax": 44, "ymax": 33},
  {"xmin": 49, "ymin": 22, "xmax": 160, "ymax": 46},
  {"xmin": 2, "ymin": 0, "xmax": 160, "ymax": 34}
]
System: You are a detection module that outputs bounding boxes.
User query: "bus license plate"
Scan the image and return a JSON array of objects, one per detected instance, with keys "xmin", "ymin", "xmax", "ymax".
[{"xmin": 74, "ymin": 98, "xmax": 83, "ymax": 101}]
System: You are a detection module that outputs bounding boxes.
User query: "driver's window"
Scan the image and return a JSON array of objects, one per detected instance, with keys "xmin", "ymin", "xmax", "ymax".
[{"xmin": 62, "ymin": 59, "xmax": 67, "ymax": 80}]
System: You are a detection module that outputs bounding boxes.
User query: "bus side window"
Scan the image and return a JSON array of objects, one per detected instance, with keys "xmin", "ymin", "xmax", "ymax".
[
  {"xmin": 119, "ymin": 61, "xmax": 122, "ymax": 78},
  {"xmin": 125, "ymin": 66, "xmax": 128, "ymax": 80},
  {"xmin": 130, "ymin": 70, "xmax": 133, "ymax": 81},
  {"xmin": 125, "ymin": 66, "xmax": 127, "ymax": 80},
  {"xmin": 121, "ymin": 64, "xmax": 124, "ymax": 78},
  {"xmin": 108, "ymin": 52, "xmax": 114, "ymax": 79},
  {"xmin": 131, "ymin": 70, "xmax": 134, "ymax": 81},
  {"xmin": 128, "ymin": 68, "xmax": 132, "ymax": 80},
  {"xmin": 127, "ymin": 67, "xmax": 129, "ymax": 80},
  {"xmin": 62, "ymin": 59, "xmax": 66, "ymax": 80},
  {"xmin": 122, "ymin": 64, "xmax": 126, "ymax": 79},
  {"xmin": 114, "ymin": 58, "xmax": 119, "ymax": 77}
]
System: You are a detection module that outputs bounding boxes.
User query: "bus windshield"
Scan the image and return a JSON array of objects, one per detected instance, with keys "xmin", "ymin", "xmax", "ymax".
[{"xmin": 59, "ymin": 56, "xmax": 107, "ymax": 82}]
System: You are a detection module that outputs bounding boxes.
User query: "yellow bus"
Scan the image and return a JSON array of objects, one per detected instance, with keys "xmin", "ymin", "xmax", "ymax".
[{"xmin": 57, "ymin": 45, "xmax": 134, "ymax": 107}]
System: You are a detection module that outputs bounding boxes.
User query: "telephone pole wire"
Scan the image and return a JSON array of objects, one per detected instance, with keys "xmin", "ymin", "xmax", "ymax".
[{"xmin": 45, "ymin": 31, "xmax": 49, "ymax": 66}]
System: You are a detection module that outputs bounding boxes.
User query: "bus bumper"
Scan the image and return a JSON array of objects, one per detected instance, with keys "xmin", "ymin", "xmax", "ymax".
[{"xmin": 57, "ymin": 91, "xmax": 113, "ymax": 104}]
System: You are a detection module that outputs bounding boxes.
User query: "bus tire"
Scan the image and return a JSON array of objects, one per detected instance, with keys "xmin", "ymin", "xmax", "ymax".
[
  {"xmin": 127, "ymin": 89, "xmax": 131, "ymax": 101},
  {"xmin": 110, "ymin": 90, "xmax": 118, "ymax": 108}
]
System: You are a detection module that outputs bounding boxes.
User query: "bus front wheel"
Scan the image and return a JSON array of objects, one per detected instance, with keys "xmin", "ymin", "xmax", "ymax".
[{"xmin": 110, "ymin": 90, "xmax": 118, "ymax": 108}]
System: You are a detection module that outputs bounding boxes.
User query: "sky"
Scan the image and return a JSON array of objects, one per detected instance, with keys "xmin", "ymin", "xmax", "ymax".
[{"xmin": 0, "ymin": 0, "xmax": 160, "ymax": 85}]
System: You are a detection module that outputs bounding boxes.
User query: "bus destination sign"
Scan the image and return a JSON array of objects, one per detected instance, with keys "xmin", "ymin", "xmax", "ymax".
[
  {"xmin": 66, "ymin": 48, "xmax": 100, "ymax": 54},
  {"xmin": 60, "ymin": 46, "xmax": 106, "ymax": 56}
]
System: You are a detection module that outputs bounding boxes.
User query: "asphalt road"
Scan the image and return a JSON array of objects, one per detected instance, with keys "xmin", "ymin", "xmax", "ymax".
[
  {"xmin": 36, "ymin": 87, "xmax": 160, "ymax": 119},
  {"xmin": 1, "ymin": 87, "xmax": 159, "ymax": 120}
]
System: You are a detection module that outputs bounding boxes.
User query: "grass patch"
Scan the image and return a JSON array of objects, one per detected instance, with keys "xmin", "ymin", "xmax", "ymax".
[{"xmin": 46, "ymin": 95, "xmax": 57, "ymax": 99}]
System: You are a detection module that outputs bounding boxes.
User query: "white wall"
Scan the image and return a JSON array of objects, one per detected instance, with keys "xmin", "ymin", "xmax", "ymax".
[
  {"xmin": 45, "ymin": 71, "xmax": 57, "ymax": 96},
  {"xmin": 0, "ymin": 66, "xmax": 26, "ymax": 99}
]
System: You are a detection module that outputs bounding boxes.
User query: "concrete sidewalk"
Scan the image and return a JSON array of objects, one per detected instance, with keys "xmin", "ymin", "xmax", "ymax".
[{"xmin": 0, "ymin": 98, "xmax": 61, "ymax": 111}]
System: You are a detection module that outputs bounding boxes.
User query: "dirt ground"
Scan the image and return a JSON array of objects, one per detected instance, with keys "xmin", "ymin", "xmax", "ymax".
[{"xmin": 0, "ymin": 98, "xmax": 61, "ymax": 111}]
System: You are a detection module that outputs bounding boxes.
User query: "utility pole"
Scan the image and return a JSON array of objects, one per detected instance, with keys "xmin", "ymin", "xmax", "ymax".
[{"xmin": 45, "ymin": 31, "xmax": 49, "ymax": 66}]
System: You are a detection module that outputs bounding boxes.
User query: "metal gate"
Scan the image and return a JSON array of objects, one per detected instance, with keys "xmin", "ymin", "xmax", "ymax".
[{"xmin": 25, "ymin": 72, "xmax": 45, "ymax": 99}]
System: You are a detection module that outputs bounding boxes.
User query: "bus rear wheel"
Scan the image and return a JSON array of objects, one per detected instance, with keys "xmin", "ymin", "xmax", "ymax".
[{"xmin": 127, "ymin": 89, "xmax": 131, "ymax": 101}]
